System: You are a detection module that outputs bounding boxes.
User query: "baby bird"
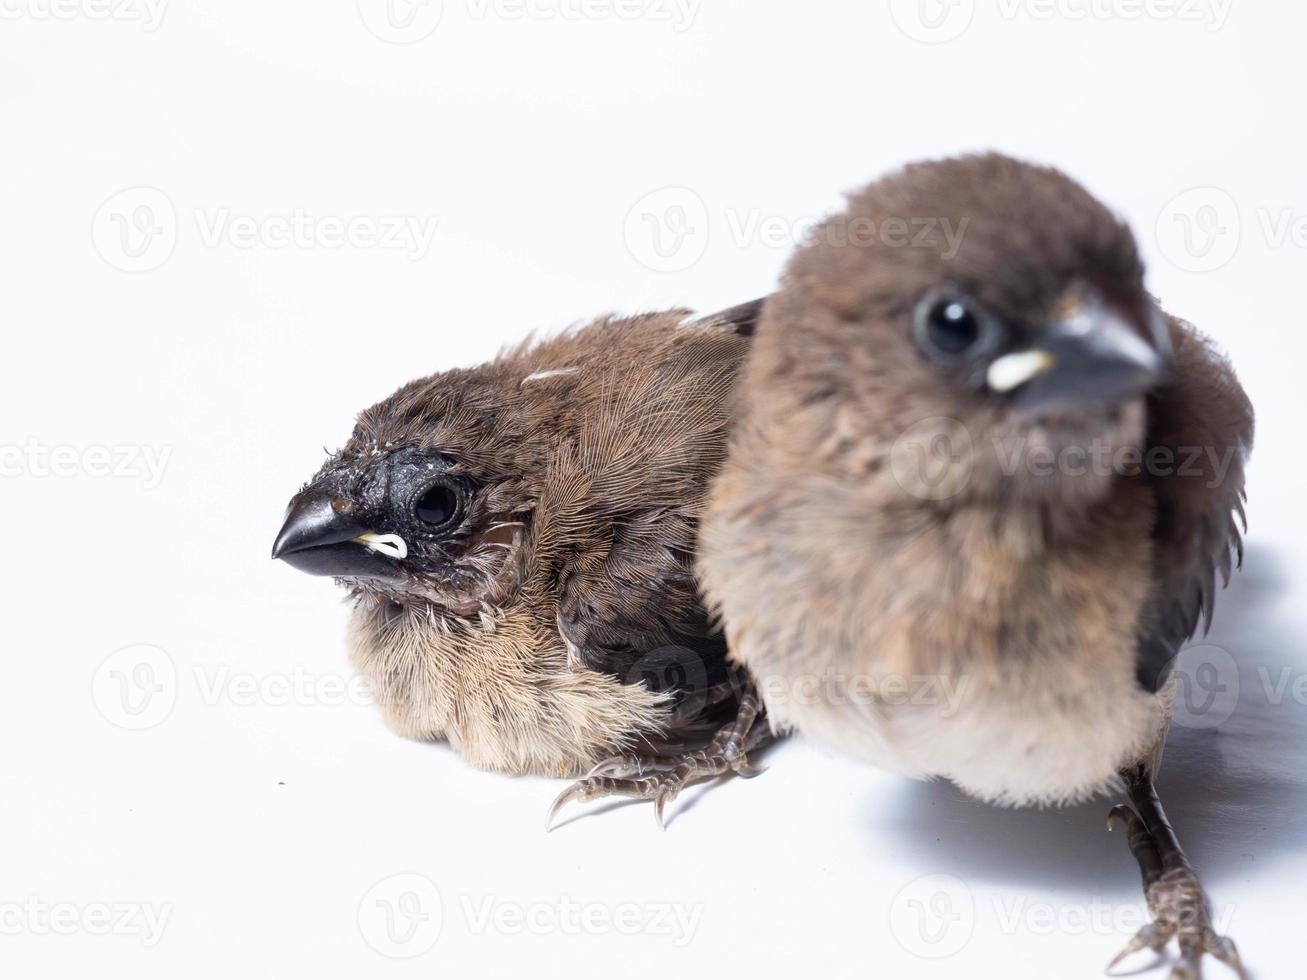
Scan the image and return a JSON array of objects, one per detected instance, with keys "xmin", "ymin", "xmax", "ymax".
[
  {"xmin": 699, "ymin": 154, "xmax": 1253, "ymax": 977},
  {"xmin": 273, "ymin": 303, "xmax": 770, "ymax": 826}
]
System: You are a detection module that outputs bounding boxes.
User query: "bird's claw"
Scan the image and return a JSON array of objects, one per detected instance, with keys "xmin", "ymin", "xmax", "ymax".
[
  {"xmin": 545, "ymin": 694, "xmax": 768, "ymax": 831},
  {"xmin": 544, "ymin": 745, "xmax": 761, "ymax": 831},
  {"xmin": 1105, "ymin": 865, "xmax": 1247, "ymax": 979}
]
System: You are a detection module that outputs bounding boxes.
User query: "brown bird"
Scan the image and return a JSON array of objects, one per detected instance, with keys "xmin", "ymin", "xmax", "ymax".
[
  {"xmin": 272, "ymin": 303, "xmax": 771, "ymax": 827},
  {"xmin": 699, "ymin": 154, "xmax": 1253, "ymax": 977}
]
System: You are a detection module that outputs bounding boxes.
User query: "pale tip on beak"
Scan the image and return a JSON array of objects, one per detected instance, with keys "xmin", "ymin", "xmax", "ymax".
[
  {"xmin": 986, "ymin": 349, "xmax": 1057, "ymax": 393},
  {"xmin": 352, "ymin": 532, "xmax": 408, "ymax": 560}
]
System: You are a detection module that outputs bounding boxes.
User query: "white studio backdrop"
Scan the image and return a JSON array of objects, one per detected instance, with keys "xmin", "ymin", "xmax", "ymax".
[{"xmin": 2, "ymin": 2, "xmax": 1303, "ymax": 978}]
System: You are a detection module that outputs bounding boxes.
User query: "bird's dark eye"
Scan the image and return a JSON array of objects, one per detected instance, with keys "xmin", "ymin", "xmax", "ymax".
[
  {"xmin": 919, "ymin": 297, "xmax": 981, "ymax": 356},
  {"xmin": 414, "ymin": 484, "xmax": 460, "ymax": 528}
]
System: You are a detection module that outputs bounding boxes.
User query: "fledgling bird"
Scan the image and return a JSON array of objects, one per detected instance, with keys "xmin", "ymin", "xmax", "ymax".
[
  {"xmin": 272, "ymin": 304, "xmax": 771, "ymax": 826},
  {"xmin": 699, "ymin": 154, "xmax": 1253, "ymax": 977}
]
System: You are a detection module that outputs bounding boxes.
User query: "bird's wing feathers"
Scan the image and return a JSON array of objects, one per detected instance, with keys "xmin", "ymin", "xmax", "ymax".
[
  {"xmin": 694, "ymin": 297, "xmax": 767, "ymax": 336},
  {"xmin": 555, "ymin": 523, "xmax": 737, "ymax": 701},
  {"xmin": 1135, "ymin": 315, "xmax": 1254, "ymax": 691},
  {"xmin": 546, "ymin": 310, "xmax": 754, "ymax": 736}
]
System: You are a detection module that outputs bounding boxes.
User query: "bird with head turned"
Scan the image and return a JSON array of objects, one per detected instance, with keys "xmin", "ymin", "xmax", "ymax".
[
  {"xmin": 273, "ymin": 303, "xmax": 771, "ymax": 827},
  {"xmin": 699, "ymin": 153, "xmax": 1253, "ymax": 977}
]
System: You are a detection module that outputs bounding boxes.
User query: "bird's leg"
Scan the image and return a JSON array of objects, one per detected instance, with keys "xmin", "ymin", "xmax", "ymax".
[
  {"xmin": 546, "ymin": 692, "xmax": 770, "ymax": 830},
  {"xmin": 1106, "ymin": 763, "xmax": 1247, "ymax": 979}
]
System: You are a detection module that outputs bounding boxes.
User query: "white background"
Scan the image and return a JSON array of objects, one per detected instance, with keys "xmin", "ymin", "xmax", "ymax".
[{"xmin": 2, "ymin": 1, "xmax": 1304, "ymax": 977}]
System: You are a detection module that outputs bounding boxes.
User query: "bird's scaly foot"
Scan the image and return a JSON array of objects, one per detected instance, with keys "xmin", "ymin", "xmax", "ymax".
[
  {"xmin": 546, "ymin": 693, "xmax": 768, "ymax": 830},
  {"xmin": 1106, "ymin": 804, "xmax": 1247, "ymax": 979}
]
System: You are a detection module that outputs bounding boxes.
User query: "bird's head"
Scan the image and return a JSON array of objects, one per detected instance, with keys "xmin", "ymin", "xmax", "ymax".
[
  {"xmin": 760, "ymin": 153, "xmax": 1171, "ymax": 510},
  {"xmin": 271, "ymin": 366, "xmax": 551, "ymax": 613}
]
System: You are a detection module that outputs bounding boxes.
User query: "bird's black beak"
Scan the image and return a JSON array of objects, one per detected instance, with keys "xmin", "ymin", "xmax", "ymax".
[
  {"xmin": 271, "ymin": 486, "xmax": 400, "ymax": 579},
  {"xmin": 987, "ymin": 286, "xmax": 1172, "ymax": 413}
]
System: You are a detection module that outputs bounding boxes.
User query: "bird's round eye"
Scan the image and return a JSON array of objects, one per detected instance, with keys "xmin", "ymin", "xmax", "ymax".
[
  {"xmin": 414, "ymin": 484, "xmax": 460, "ymax": 528},
  {"xmin": 920, "ymin": 298, "xmax": 981, "ymax": 355}
]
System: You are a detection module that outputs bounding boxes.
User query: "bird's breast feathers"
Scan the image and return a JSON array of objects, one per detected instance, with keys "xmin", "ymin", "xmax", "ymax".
[
  {"xmin": 713, "ymin": 487, "xmax": 1173, "ymax": 806},
  {"xmin": 346, "ymin": 598, "xmax": 671, "ymax": 777}
]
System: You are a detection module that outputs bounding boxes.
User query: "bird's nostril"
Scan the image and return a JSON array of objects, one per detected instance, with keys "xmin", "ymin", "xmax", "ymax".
[{"xmin": 272, "ymin": 489, "xmax": 368, "ymax": 561}]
